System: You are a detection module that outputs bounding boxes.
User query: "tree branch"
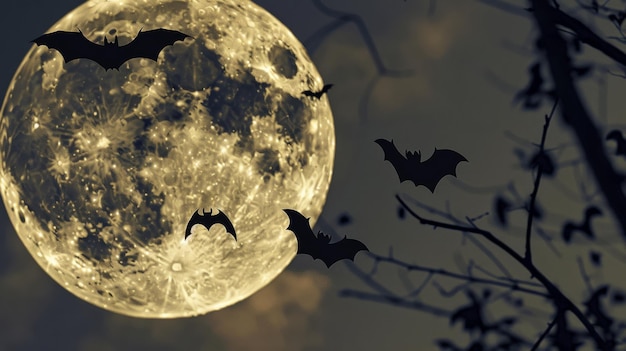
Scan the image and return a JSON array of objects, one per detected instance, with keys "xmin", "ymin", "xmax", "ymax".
[
  {"xmin": 531, "ymin": 0, "xmax": 626, "ymax": 243},
  {"xmin": 548, "ymin": 5, "xmax": 626, "ymax": 67},
  {"xmin": 525, "ymin": 98, "xmax": 558, "ymax": 262},
  {"xmin": 396, "ymin": 192, "xmax": 610, "ymax": 349},
  {"xmin": 365, "ymin": 251, "xmax": 550, "ymax": 298}
]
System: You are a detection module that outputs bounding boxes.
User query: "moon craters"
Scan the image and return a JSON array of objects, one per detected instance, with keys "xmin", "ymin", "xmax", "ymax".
[{"xmin": 268, "ymin": 45, "xmax": 298, "ymax": 79}]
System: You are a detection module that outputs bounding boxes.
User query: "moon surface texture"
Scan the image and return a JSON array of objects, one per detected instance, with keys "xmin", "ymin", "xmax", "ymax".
[{"xmin": 0, "ymin": 0, "xmax": 335, "ymax": 318}]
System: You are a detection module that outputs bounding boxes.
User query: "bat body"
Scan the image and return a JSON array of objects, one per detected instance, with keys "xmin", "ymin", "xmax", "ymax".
[
  {"xmin": 606, "ymin": 129, "xmax": 626, "ymax": 156},
  {"xmin": 32, "ymin": 28, "xmax": 192, "ymax": 70},
  {"xmin": 185, "ymin": 208, "xmax": 237, "ymax": 241},
  {"xmin": 302, "ymin": 84, "xmax": 333, "ymax": 100},
  {"xmin": 375, "ymin": 138, "xmax": 467, "ymax": 193},
  {"xmin": 283, "ymin": 209, "xmax": 368, "ymax": 268}
]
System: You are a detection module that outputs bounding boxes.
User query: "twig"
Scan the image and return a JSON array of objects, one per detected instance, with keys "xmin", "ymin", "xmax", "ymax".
[
  {"xmin": 365, "ymin": 251, "xmax": 549, "ymax": 298},
  {"xmin": 396, "ymin": 192, "xmax": 610, "ymax": 349},
  {"xmin": 530, "ymin": 317, "xmax": 558, "ymax": 351},
  {"xmin": 338, "ymin": 289, "xmax": 452, "ymax": 316},
  {"xmin": 306, "ymin": 0, "xmax": 414, "ymax": 122},
  {"xmin": 524, "ymin": 98, "xmax": 558, "ymax": 263},
  {"xmin": 548, "ymin": 5, "xmax": 626, "ymax": 67},
  {"xmin": 577, "ymin": 255, "xmax": 594, "ymax": 294},
  {"xmin": 532, "ymin": 0, "xmax": 626, "ymax": 243}
]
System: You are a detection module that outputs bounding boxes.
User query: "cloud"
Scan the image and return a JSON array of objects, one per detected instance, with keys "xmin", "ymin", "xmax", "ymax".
[
  {"xmin": 70, "ymin": 269, "xmax": 330, "ymax": 351},
  {"xmin": 411, "ymin": 10, "xmax": 467, "ymax": 61},
  {"xmin": 206, "ymin": 269, "xmax": 331, "ymax": 351},
  {"xmin": 0, "ymin": 227, "xmax": 55, "ymax": 350}
]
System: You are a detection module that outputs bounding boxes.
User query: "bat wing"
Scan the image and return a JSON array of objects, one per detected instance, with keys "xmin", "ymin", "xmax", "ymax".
[
  {"xmin": 32, "ymin": 31, "xmax": 105, "ymax": 64},
  {"xmin": 119, "ymin": 28, "xmax": 192, "ymax": 64},
  {"xmin": 184, "ymin": 209, "xmax": 237, "ymax": 240},
  {"xmin": 417, "ymin": 148, "xmax": 467, "ymax": 192},
  {"xmin": 375, "ymin": 138, "xmax": 412, "ymax": 182},
  {"xmin": 184, "ymin": 209, "xmax": 204, "ymax": 239},
  {"xmin": 319, "ymin": 236, "xmax": 369, "ymax": 268},
  {"xmin": 321, "ymin": 84, "xmax": 334, "ymax": 94},
  {"xmin": 283, "ymin": 209, "xmax": 319, "ymax": 256},
  {"xmin": 208, "ymin": 210, "xmax": 237, "ymax": 240},
  {"xmin": 302, "ymin": 90, "xmax": 316, "ymax": 97}
]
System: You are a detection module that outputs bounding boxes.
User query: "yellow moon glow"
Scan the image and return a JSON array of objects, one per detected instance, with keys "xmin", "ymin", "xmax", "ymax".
[{"xmin": 0, "ymin": 0, "xmax": 334, "ymax": 318}]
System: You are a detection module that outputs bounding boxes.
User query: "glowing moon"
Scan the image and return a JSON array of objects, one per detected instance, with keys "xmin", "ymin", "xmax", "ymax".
[{"xmin": 0, "ymin": 0, "xmax": 334, "ymax": 318}]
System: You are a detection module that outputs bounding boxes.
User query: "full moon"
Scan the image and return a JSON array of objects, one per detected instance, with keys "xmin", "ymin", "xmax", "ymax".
[{"xmin": 0, "ymin": 0, "xmax": 334, "ymax": 318}]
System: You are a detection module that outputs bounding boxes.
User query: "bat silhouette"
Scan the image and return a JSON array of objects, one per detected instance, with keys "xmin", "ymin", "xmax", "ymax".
[
  {"xmin": 283, "ymin": 209, "xmax": 368, "ymax": 268},
  {"xmin": 32, "ymin": 28, "xmax": 192, "ymax": 70},
  {"xmin": 375, "ymin": 138, "xmax": 467, "ymax": 193},
  {"xmin": 184, "ymin": 208, "xmax": 237, "ymax": 241},
  {"xmin": 302, "ymin": 84, "xmax": 333, "ymax": 100},
  {"xmin": 562, "ymin": 206, "xmax": 603, "ymax": 243},
  {"xmin": 606, "ymin": 129, "xmax": 626, "ymax": 157}
]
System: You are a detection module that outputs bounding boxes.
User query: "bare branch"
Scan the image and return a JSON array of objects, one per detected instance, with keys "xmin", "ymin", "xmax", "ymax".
[
  {"xmin": 524, "ymin": 98, "xmax": 559, "ymax": 262},
  {"xmin": 531, "ymin": 0, "xmax": 626, "ymax": 243},
  {"xmin": 530, "ymin": 317, "xmax": 558, "ymax": 351},
  {"xmin": 365, "ymin": 251, "xmax": 550, "ymax": 298},
  {"xmin": 338, "ymin": 289, "xmax": 452, "ymax": 316},
  {"xmin": 396, "ymin": 192, "xmax": 610, "ymax": 349}
]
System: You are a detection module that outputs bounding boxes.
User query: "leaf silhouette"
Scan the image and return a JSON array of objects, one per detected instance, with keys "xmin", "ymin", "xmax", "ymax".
[
  {"xmin": 436, "ymin": 339, "xmax": 462, "ymax": 351},
  {"xmin": 337, "ymin": 213, "xmax": 352, "ymax": 226},
  {"xmin": 562, "ymin": 206, "xmax": 603, "ymax": 243},
  {"xmin": 590, "ymin": 250, "xmax": 602, "ymax": 267},
  {"xmin": 611, "ymin": 291, "xmax": 625, "ymax": 304},
  {"xmin": 609, "ymin": 11, "xmax": 626, "ymax": 27},
  {"xmin": 606, "ymin": 129, "xmax": 626, "ymax": 157},
  {"xmin": 397, "ymin": 206, "xmax": 406, "ymax": 220},
  {"xmin": 527, "ymin": 150, "xmax": 555, "ymax": 176},
  {"xmin": 571, "ymin": 64, "xmax": 593, "ymax": 78},
  {"xmin": 514, "ymin": 61, "xmax": 554, "ymax": 109},
  {"xmin": 584, "ymin": 285, "xmax": 616, "ymax": 347},
  {"xmin": 494, "ymin": 196, "xmax": 511, "ymax": 226},
  {"xmin": 450, "ymin": 290, "xmax": 487, "ymax": 334}
]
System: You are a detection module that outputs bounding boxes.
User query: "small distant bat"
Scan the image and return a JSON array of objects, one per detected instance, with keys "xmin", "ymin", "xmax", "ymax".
[
  {"xmin": 32, "ymin": 28, "xmax": 192, "ymax": 70},
  {"xmin": 283, "ymin": 209, "xmax": 368, "ymax": 268},
  {"xmin": 185, "ymin": 208, "xmax": 237, "ymax": 241},
  {"xmin": 302, "ymin": 84, "xmax": 333, "ymax": 100},
  {"xmin": 606, "ymin": 129, "xmax": 626, "ymax": 157},
  {"xmin": 375, "ymin": 138, "xmax": 467, "ymax": 193}
]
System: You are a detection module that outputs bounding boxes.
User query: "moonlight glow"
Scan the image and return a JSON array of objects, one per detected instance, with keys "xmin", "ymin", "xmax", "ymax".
[{"xmin": 0, "ymin": 0, "xmax": 334, "ymax": 318}]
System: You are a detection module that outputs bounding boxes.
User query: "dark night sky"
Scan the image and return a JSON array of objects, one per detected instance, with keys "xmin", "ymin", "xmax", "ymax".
[{"xmin": 1, "ymin": 1, "xmax": 625, "ymax": 350}]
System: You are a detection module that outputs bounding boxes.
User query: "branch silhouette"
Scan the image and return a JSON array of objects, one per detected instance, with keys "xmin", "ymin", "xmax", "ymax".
[
  {"xmin": 531, "ymin": 0, "xmax": 626, "ymax": 240},
  {"xmin": 305, "ymin": 0, "xmax": 414, "ymax": 122},
  {"xmin": 321, "ymin": 1, "xmax": 626, "ymax": 350}
]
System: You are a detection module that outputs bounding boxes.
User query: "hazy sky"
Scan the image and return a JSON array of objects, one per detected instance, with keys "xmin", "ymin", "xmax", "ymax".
[{"xmin": 1, "ymin": 0, "xmax": 625, "ymax": 350}]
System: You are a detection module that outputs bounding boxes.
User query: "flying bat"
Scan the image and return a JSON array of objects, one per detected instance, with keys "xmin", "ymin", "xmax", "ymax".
[
  {"xmin": 283, "ymin": 209, "xmax": 368, "ymax": 268},
  {"xmin": 606, "ymin": 129, "xmax": 626, "ymax": 157},
  {"xmin": 184, "ymin": 208, "xmax": 237, "ymax": 241},
  {"xmin": 375, "ymin": 138, "xmax": 467, "ymax": 193},
  {"xmin": 302, "ymin": 84, "xmax": 333, "ymax": 100},
  {"xmin": 32, "ymin": 28, "xmax": 192, "ymax": 70}
]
